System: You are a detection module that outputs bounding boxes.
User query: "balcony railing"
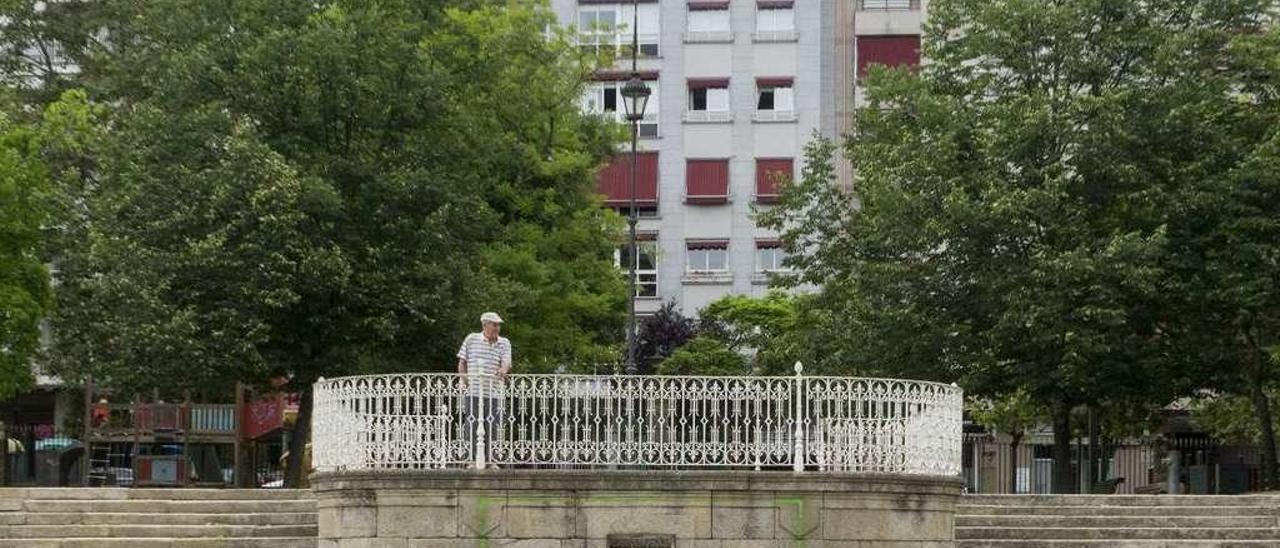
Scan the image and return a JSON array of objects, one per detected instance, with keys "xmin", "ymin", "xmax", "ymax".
[
  {"xmin": 312, "ymin": 367, "xmax": 962, "ymax": 475},
  {"xmin": 859, "ymin": 0, "xmax": 920, "ymax": 10},
  {"xmin": 752, "ymin": 110, "xmax": 797, "ymax": 123},
  {"xmin": 683, "ymin": 110, "xmax": 732, "ymax": 123}
]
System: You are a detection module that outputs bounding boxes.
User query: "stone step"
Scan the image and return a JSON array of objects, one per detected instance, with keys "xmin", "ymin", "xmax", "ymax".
[
  {"xmin": 20, "ymin": 499, "xmax": 317, "ymax": 514},
  {"xmin": 956, "ymin": 527, "xmax": 1280, "ymax": 541},
  {"xmin": 956, "ymin": 515, "xmax": 1277, "ymax": 528},
  {"xmin": 0, "ymin": 489, "xmax": 313, "ymax": 501},
  {"xmin": 0, "ymin": 524, "xmax": 318, "ymax": 539},
  {"xmin": 0, "ymin": 512, "xmax": 317, "ymax": 526},
  {"xmin": 963, "ymin": 495, "xmax": 1280, "ymax": 507},
  {"xmin": 959, "ymin": 541, "xmax": 1280, "ymax": 548},
  {"xmin": 0, "ymin": 537, "xmax": 317, "ymax": 547},
  {"xmin": 957, "ymin": 504, "xmax": 1277, "ymax": 517}
]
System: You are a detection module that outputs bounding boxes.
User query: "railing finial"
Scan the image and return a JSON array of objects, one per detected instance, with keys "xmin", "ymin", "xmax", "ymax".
[{"xmin": 794, "ymin": 361, "xmax": 803, "ymax": 375}]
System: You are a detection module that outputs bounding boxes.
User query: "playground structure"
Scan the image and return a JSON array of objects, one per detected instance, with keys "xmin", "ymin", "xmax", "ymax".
[{"xmin": 0, "ymin": 383, "xmax": 299, "ymax": 488}]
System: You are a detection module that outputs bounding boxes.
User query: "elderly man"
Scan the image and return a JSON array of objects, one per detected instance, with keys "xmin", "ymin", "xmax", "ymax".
[{"xmin": 457, "ymin": 312, "xmax": 512, "ymax": 468}]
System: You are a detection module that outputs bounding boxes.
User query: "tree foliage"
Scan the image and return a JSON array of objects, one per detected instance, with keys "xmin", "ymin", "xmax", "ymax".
[
  {"xmin": 764, "ymin": 0, "xmax": 1279, "ymax": 491},
  {"xmin": 0, "ymin": 105, "xmax": 53, "ymax": 399},
  {"xmin": 656, "ymin": 336, "xmax": 746, "ymax": 377},
  {"xmin": 42, "ymin": 0, "xmax": 625, "ymax": 390},
  {"xmin": 634, "ymin": 301, "xmax": 698, "ymax": 374},
  {"xmin": 19, "ymin": 0, "xmax": 627, "ymax": 485}
]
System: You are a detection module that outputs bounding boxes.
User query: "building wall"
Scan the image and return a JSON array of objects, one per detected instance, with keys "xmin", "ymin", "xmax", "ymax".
[
  {"xmin": 564, "ymin": 0, "xmax": 928, "ymax": 317},
  {"xmin": 559, "ymin": 0, "xmax": 831, "ymax": 317}
]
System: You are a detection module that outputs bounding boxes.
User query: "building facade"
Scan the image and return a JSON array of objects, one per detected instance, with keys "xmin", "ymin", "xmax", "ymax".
[{"xmin": 550, "ymin": 0, "xmax": 926, "ymax": 317}]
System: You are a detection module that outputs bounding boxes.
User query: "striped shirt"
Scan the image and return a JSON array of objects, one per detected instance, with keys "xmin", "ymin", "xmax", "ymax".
[{"xmin": 457, "ymin": 333, "xmax": 512, "ymax": 397}]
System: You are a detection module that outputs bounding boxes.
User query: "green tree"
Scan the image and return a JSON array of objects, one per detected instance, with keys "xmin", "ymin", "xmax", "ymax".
[
  {"xmin": 656, "ymin": 336, "xmax": 746, "ymax": 377},
  {"xmin": 763, "ymin": 0, "xmax": 1275, "ymax": 492},
  {"xmin": 45, "ymin": 0, "xmax": 625, "ymax": 485},
  {"xmin": 0, "ymin": 108, "xmax": 52, "ymax": 399},
  {"xmin": 1193, "ymin": 382, "xmax": 1280, "ymax": 448},
  {"xmin": 0, "ymin": 0, "xmax": 109, "ymax": 108}
]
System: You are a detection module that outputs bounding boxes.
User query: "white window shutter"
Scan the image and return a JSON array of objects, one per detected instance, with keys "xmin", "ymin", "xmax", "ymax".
[
  {"xmin": 707, "ymin": 88, "xmax": 729, "ymax": 111},
  {"xmin": 776, "ymin": 87, "xmax": 794, "ymax": 111}
]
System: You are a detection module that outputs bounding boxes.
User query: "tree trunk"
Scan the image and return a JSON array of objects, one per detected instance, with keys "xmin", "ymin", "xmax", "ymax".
[
  {"xmin": 1249, "ymin": 378, "xmax": 1278, "ymax": 491},
  {"xmin": 1088, "ymin": 406, "xmax": 1101, "ymax": 483},
  {"xmin": 1008, "ymin": 432, "xmax": 1023, "ymax": 494},
  {"xmin": 1051, "ymin": 398, "xmax": 1075, "ymax": 494},
  {"xmin": 284, "ymin": 387, "xmax": 313, "ymax": 489}
]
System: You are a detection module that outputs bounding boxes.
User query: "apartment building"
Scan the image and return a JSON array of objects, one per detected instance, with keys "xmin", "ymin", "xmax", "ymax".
[{"xmin": 551, "ymin": 0, "xmax": 925, "ymax": 317}]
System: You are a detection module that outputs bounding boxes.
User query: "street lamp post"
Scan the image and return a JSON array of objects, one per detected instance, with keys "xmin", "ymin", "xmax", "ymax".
[{"xmin": 619, "ymin": 2, "xmax": 650, "ymax": 375}]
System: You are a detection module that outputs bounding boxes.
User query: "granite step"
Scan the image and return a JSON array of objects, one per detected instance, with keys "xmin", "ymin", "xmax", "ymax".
[
  {"xmin": 0, "ymin": 524, "xmax": 318, "ymax": 539},
  {"xmin": 958, "ymin": 541, "xmax": 1280, "ymax": 548},
  {"xmin": 0, "ymin": 537, "xmax": 317, "ymax": 547},
  {"xmin": 956, "ymin": 527, "xmax": 1280, "ymax": 541},
  {"xmin": 0, "ymin": 511, "xmax": 317, "ymax": 526},
  {"xmin": 957, "ymin": 504, "xmax": 1277, "ymax": 517},
  {"xmin": 20, "ymin": 499, "xmax": 317, "ymax": 514},
  {"xmin": 963, "ymin": 495, "xmax": 1280, "ymax": 507},
  {"xmin": 956, "ymin": 515, "xmax": 1277, "ymax": 528},
  {"xmin": 0, "ymin": 488, "xmax": 313, "ymax": 501}
]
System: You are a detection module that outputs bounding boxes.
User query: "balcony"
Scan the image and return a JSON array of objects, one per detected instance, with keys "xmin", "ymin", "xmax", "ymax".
[
  {"xmin": 859, "ymin": 0, "xmax": 920, "ymax": 9},
  {"xmin": 312, "ymin": 371, "xmax": 962, "ymax": 473},
  {"xmin": 752, "ymin": 29, "xmax": 798, "ymax": 43},
  {"xmin": 752, "ymin": 110, "xmax": 797, "ymax": 123},
  {"xmin": 683, "ymin": 30, "xmax": 733, "ymax": 43},
  {"xmin": 578, "ymin": 33, "xmax": 662, "ymax": 60},
  {"xmin": 683, "ymin": 110, "xmax": 732, "ymax": 123}
]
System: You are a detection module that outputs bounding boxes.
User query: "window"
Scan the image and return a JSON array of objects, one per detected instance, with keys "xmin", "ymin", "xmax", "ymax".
[
  {"xmin": 686, "ymin": 5, "xmax": 730, "ymax": 42},
  {"xmin": 755, "ymin": 158, "xmax": 792, "ymax": 202},
  {"xmin": 617, "ymin": 239, "xmax": 659, "ymax": 297},
  {"xmin": 596, "ymin": 152, "xmax": 659, "ymax": 206},
  {"xmin": 578, "ymin": 5, "xmax": 660, "ymax": 58},
  {"xmin": 582, "ymin": 74, "xmax": 660, "ymax": 137},
  {"xmin": 685, "ymin": 159, "xmax": 730, "ymax": 204},
  {"xmin": 688, "ymin": 8, "xmax": 730, "ymax": 31},
  {"xmin": 857, "ymin": 35, "xmax": 921, "ymax": 79},
  {"xmin": 752, "ymin": 7, "xmax": 793, "ymax": 33},
  {"xmin": 689, "ymin": 87, "xmax": 729, "ymax": 111},
  {"xmin": 687, "ymin": 241, "xmax": 729, "ymax": 272},
  {"xmin": 756, "ymin": 241, "xmax": 788, "ymax": 271},
  {"xmin": 687, "ymin": 79, "xmax": 730, "ymax": 121},
  {"xmin": 756, "ymin": 82, "xmax": 793, "ymax": 111}
]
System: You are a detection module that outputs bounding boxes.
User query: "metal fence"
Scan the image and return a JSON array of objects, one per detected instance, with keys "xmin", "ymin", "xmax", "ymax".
[
  {"xmin": 859, "ymin": 0, "xmax": 921, "ymax": 10},
  {"xmin": 313, "ymin": 365, "xmax": 962, "ymax": 476}
]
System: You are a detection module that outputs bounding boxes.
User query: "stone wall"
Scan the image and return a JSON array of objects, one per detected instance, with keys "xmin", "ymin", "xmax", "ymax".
[{"xmin": 312, "ymin": 469, "xmax": 960, "ymax": 547}]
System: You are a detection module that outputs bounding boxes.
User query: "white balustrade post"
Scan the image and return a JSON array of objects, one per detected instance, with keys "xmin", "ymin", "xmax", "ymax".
[
  {"xmin": 792, "ymin": 361, "xmax": 805, "ymax": 472},
  {"xmin": 474, "ymin": 374, "xmax": 487, "ymax": 470},
  {"xmin": 436, "ymin": 404, "xmax": 449, "ymax": 470}
]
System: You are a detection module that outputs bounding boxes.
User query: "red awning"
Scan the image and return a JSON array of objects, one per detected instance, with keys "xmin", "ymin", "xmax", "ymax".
[
  {"xmin": 597, "ymin": 152, "xmax": 659, "ymax": 206},
  {"xmin": 686, "ymin": 159, "xmax": 729, "ymax": 204},
  {"xmin": 756, "ymin": 76, "xmax": 794, "ymax": 87},
  {"xmin": 687, "ymin": 77, "xmax": 730, "ymax": 89},
  {"xmin": 591, "ymin": 70, "xmax": 660, "ymax": 82},
  {"xmin": 755, "ymin": 238, "xmax": 782, "ymax": 248},
  {"xmin": 687, "ymin": 239, "xmax": 729, "ymax": 250},
  {"xmin": 688, "ymin": 0, "xmax": 730, "ymax": 9},
  {"xmin": 755, "ymin": 158, "xmax": 792, "ymax": 203},
  {"xmin": 857, "ymin": 35, "xmax": 921, "ymax": 79}
]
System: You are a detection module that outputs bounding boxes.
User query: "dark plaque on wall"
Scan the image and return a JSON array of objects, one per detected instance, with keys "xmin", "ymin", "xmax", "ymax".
[{"xmin": 606, "ymin": 533, "xmax": 676, "ymax": 547}]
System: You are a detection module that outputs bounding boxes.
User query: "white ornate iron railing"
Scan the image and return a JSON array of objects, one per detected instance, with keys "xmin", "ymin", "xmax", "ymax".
[{"xmin": 312, "ymin": 364, "xmax": 962, "ymax": 476}]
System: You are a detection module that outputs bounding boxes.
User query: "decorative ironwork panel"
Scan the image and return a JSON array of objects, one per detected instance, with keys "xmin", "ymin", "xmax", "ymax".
[{"xmin": 312, "ymin": 371, "xmax": 961, "ymax": 476}]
